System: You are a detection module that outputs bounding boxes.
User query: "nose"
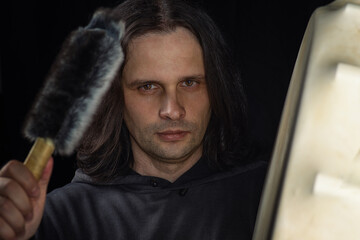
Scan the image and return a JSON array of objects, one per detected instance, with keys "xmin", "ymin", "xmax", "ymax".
[{"xmin": 159, "ymin": 91, "xmax": 185, "ymax": 120}]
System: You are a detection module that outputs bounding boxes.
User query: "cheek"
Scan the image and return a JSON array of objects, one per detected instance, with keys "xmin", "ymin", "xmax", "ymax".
[
  {"xmin": 183, "ymin": 90, "xmax": 211, "ymax": 124},
  {"xmin": 123, "ymin": 91, "xmax": 159, "ymax": 128}
]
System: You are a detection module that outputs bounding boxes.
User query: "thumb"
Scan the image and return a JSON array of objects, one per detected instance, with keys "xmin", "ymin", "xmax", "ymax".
[
  {"xmin": 24, "ymin": 157, "xmax": 54, "ymax": 239},
  {"xmin": 38, "ymin": 157, "xmax": 54, "ymax": 190}
]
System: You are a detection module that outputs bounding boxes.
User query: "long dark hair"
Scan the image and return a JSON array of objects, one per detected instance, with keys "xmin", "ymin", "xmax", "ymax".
[{"xmin": 77, "ymin": 0, "xmax": 249, "ymax": 182}]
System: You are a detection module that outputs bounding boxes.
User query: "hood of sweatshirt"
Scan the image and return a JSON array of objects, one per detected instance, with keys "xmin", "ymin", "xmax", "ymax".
[{"xmin": 71, "ymin": 156, "xmax": 267, "ymax": 192}]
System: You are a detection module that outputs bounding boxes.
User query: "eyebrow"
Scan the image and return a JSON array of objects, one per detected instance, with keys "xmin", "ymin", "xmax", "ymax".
[
  {"xmin": 126, "ymin": 74, "xmax": 206, "ymax": 88},
  {"xmin": 180, "ymin": 74, "xmax": 206, "ymax": 82}
]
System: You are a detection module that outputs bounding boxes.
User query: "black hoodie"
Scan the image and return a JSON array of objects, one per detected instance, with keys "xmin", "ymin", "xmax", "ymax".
[{"xmin": 36, "ymin": 157, "xmax": 267, "ymax": 240}]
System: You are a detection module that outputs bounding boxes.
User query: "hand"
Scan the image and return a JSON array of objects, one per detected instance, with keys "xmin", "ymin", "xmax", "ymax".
[{"xmin": 0, "ymin": 157, "xmax": 53, "ymax": 240}]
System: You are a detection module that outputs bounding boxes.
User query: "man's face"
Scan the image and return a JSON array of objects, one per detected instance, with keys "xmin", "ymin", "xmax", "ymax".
[{"xmin": 122, "ymin": 27, "xmax": 211, "ymax": 164}]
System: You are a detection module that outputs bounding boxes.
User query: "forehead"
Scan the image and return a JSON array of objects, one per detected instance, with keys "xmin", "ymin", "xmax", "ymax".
[
  {"xmin": 122, "ymin": 27, "xmax": 205, "ymax": 81},
  {"xmin": 128, "ymin": 26, "xmax": 201, "ymax": 52}
]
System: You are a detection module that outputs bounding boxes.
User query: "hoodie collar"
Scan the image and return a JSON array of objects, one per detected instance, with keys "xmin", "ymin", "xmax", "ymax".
[{"xmin": 72, "ymin": 156, "xmax": 218, "ymax": 188}]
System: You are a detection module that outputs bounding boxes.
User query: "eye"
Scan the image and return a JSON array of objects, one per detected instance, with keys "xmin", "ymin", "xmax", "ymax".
[
  {"xmin": 181, "ymin": 80, "xmax": 198, "ymax": 87},
  {"xmin": 138, "ymin": 83, "xmax": 157, "ymax": 91}
]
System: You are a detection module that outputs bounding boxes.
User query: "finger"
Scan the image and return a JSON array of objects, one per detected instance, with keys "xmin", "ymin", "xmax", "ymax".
[
  {"xmin": 0, "ymin": 217, "xmax": 16, "ymax": 240},
  {"xmin": 38, "ymin": 157, "xmax": 54, "ymax": 190},
  {"xmin": 0, "ymin": 178, "xmax": 32, "ymax": 220},
  {"xmin": 0, "ymin": 196, "xmax": 25, "ymax": 236},
  {"xmin": 0, "ymin": 160, "xmax": 39, "ymax": 198}
]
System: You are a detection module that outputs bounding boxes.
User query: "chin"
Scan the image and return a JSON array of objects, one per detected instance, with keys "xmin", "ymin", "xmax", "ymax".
[{"xmin": 151, "ymin": 143, "xmax": 202, "ymax": 163}]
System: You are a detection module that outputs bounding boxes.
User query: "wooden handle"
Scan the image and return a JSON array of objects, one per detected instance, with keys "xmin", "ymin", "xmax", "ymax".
[{"xmin": 24, "ymin": 138, "xmax": 55, "ymax": 180}]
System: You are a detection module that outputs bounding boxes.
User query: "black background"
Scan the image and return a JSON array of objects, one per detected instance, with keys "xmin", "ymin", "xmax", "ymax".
[{"xmin": 1, "ymin": 0, "xmax": 333, "ymax": 192}]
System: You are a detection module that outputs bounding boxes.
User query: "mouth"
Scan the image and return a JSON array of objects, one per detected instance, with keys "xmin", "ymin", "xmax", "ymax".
[{"xmin": 157, "ymin": 130, "xmax": 190, "ymax": 142}]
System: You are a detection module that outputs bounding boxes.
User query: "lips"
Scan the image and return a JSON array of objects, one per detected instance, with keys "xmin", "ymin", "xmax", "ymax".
[{"xmin": 157, "ymin": 130, "xmax": 189, "ymax": 141}]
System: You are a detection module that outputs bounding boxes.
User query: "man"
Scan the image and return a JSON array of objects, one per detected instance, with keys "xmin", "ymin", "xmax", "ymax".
[{"xmin": 0, "ymin": 0, "xmax": 267, "ymax": 239}]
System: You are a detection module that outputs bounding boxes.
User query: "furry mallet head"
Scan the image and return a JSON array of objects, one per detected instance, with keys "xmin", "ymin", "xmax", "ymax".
[{"xmin": 23, "ymin": 10, "xmax": 125, "ymax": 155}]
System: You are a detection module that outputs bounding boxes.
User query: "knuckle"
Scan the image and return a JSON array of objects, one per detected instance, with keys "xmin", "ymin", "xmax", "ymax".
[
  {"xmin": 0, "ymin": 181, "xmax": 32, "ymax": 217},
  {"xmin": 0, "ymin": 179, "xmax": 21, "ymax": 202},
  {"xmin": 0, "ymin": 198, "xmax": 12, "ymax": 212},
  {"xmin": 6, "ymin": 160, "xmax": 19, "ymax": 167},
  {"xmin": 0, "ymin": 161, "xmax": 36, "ymax": 195},
  {"xmin": 1, "ymin": 179, "xmax": 15, "ymax": 194},
  {"xmin": 1, "ymin": 160, "xmax": 19, "ymax": 173},
  {"xmin": 13, "ymin": 221, "xmax": 25, "ymax": 235},
  {"xmin": 0, "ymin": 218, "xmax": 15, "ymax": 240},
  {"xmin": 0, "ymin": 197, "xmax": 25, "ymax": 237}
]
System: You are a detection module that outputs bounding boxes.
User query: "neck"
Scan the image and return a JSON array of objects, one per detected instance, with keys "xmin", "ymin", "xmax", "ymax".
[{"xmin": 131, "ymin": 147, "xmax": 202, "ymax": 183}]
